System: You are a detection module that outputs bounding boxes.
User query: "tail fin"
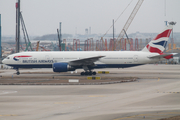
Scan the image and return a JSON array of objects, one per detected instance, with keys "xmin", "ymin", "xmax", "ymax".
[{"xmin": 142, "ymin": 23, "xmax": 174, "ymax": 53}]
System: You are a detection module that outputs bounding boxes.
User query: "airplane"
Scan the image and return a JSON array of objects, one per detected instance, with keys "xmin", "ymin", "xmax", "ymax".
[{"xmin": 2, "ymin": 22, "xmax": 177, "ymax": 75}]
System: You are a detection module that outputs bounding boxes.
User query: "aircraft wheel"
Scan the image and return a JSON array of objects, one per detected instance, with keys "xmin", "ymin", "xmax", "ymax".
[
  {"xmin": 89, "ymin": 71, "xmax": 92, "ymax": 75},
  {"xmin": 16, "ymin": 68, "xmax": 20, "ymax": 75},
  {"xmin": 81, "ymin": 72, "xmax": 85, "ymax": 76},
  {"xmin": 85, "ymin": 72, "xmax": 89, "ymax": 75},
  {"xmin": 16, "ymin": 71, "xmax": 20, "ymax": 75},
  {"xmin": 92, "ymin": 71, "xmax": 96, "ymax": 75}
]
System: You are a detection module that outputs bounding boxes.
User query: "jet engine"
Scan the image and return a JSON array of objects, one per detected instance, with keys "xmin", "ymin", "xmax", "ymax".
[{"xmin": 53, "ymin": 63, "xmax": 75, "ymax": 72}]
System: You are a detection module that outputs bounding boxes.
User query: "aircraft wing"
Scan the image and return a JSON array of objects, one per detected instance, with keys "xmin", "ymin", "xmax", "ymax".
[
  {"xmin": 148, "ymin": 53, "xmax": 178, "ymax": 59},
  {"xmin": 69, "ymin": 56, "xmax": 105, "ymax": 66}
]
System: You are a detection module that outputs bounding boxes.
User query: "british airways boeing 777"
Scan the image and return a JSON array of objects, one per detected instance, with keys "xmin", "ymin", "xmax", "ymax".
[{"xmin": 2, "ymin": 22, "xmax": 177, "ymax": 75}]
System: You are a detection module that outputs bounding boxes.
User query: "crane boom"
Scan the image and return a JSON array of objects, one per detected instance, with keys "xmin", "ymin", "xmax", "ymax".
[
  {"xmin": 115, "ymin": 0, "xmax": 144, "ymax": 50},
  {"xmin": 36, "ymin": 41, "xmax": 40, "ymax": 51}
]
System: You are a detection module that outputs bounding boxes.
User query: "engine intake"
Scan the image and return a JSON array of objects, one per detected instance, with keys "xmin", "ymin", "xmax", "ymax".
[{"xmin": 53, "ymin": 63, "xmax": 75, "ymax": 72}]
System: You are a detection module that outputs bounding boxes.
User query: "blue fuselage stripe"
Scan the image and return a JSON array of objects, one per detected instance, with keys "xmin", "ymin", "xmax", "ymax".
[{"xmin": 7, "ymin": 64, "xmax": 143, "ymax": 69}]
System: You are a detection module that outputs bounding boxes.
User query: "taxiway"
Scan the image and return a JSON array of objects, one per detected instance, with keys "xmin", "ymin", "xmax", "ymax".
[{"xmin": 0, "ymin": 64, "xmax": 180, "ymax": 120}]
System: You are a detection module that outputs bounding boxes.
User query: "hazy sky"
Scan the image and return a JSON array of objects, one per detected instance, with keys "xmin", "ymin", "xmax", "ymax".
[{"xmin": 0, "ymin": 0, "xmax": 180, "ymax": 36}]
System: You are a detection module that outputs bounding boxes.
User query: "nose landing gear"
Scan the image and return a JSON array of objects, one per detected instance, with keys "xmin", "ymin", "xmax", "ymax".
[{"xmin": 16, "ymin": 68, "xmax": 20, "ymax": 75}]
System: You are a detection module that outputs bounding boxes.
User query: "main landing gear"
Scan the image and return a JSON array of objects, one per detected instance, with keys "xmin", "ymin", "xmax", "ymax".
[
  {"xmin": 16, "ymin": 68, "xmax": 20, "ymax": 75},
  {"xmin": 80, "ymin": 71, "xmax": 96, "ymax": 76},
  {"xmin": 81, "ymin": 66, "xmax": 96, "ymax": 76}
]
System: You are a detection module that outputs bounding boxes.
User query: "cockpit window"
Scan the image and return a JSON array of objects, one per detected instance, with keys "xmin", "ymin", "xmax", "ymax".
[{"xmin": 6, "ymin": 57, "xmax": 10, "ymax": 59}]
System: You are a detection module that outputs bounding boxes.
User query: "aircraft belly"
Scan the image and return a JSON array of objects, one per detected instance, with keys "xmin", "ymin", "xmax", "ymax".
[
  {"xmin": 7, "ymin": 64, "xmax": 52, "ymax": 68},
  {"xmin": 93, "ymin": 64, "xmax": 143, "ymax": 68}
]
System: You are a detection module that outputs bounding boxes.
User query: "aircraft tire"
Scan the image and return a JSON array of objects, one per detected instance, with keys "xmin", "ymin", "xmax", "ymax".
[
  {"xmin": 16, "ymin": 72, "xmax": 20, "ymax": 75},
  {"xmin": 85, "ymin": 72, "xmax": 89, "ymax": 75},
  {"xmin": 92, "ymin": 71, "xmax": 96, "ymax": 75},
  {"xmin": 81, "ymin": 72, "xmax": 85, "ymax": 76},
  {"xmin": 81, "ymin": 71, "xmax": 95, "ymax": 76},
  {"xmin": 89, "ymin": 71, "xmax": 92, "ymax": 75}
]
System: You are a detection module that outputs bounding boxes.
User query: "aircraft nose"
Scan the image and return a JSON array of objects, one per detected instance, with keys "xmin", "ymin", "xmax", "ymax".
[
  {"xmin": 2, "ymin": 59, "xmax": 6, "ymax": 64},
  {"xmin": 2, "ymin": 59, "xmax": 5, "ymax": 64}
]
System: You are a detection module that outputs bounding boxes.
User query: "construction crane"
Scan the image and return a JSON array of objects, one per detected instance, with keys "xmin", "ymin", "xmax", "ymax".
[
  {"xmin": 115, "ymin": 0, "xmax": 144, "ymax": 50},
  {"xmin": 25, "ymin": 42, "xmax": 32, "ymax": 51},
  {"xmin": 20, "ymin": 12, "xmax": 33, "ymax": 51},
  {"xmin": 40, "ymin": 46, "xmax": 50, "ymax": 51},
  {"xmin": 36, "ymin": 41, "xmax": 40, "ymax": 51},
  {"xmin": 57, "ymin": 29, "xmax": 61, "ymax": 51}
]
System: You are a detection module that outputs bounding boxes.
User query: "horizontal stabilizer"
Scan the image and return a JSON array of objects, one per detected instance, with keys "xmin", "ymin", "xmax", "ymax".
[{"xmin": 148, "ymin": 53, "xmax": 178, "ymax": 59}]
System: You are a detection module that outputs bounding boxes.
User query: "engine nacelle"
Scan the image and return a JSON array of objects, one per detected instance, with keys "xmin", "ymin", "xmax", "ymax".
[{"xmin": 53, "ymin": 63, "xmax": 75, "ymax": 72}]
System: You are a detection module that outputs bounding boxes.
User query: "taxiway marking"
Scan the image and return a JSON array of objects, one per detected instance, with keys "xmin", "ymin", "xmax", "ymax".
[
  {"xmin": 54, "ymin": 102, "xmax": 74, "ymax": 104},
  {"xmin": 157, "ymin": 91, "xmax": 180, "ymax": 94},
  {"xmin": 0, "ymin": 91, "xmax": 17, "ymax": 95},
  {"xmin": 0, "ymin": 114, "xmax": 17, "ymax": 117},
  {"xmin": 113, "ymin": 112, "xmax": 180, "ymax": 120},
  {"xmin": 88, "ymin": 95, "xmax": 106, "ymax": 97}
]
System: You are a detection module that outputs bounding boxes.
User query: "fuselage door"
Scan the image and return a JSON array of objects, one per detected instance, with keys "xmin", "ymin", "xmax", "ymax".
[
  {"xmin": 45, "ymin": 55, "xmax": 54, "ymax": 64},
  {"xmin": 45, "ymin": 55, "xmax": 50, "ymax": 60},
  {"xmin": 133, "ymin": 55, "xmax": 138, "ymax": 62}
]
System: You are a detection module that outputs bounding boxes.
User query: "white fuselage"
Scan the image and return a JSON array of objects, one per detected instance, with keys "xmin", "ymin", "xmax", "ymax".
[{"xmin": 2, "ymin": 51, "xmax": 160, "ymax": 69}]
